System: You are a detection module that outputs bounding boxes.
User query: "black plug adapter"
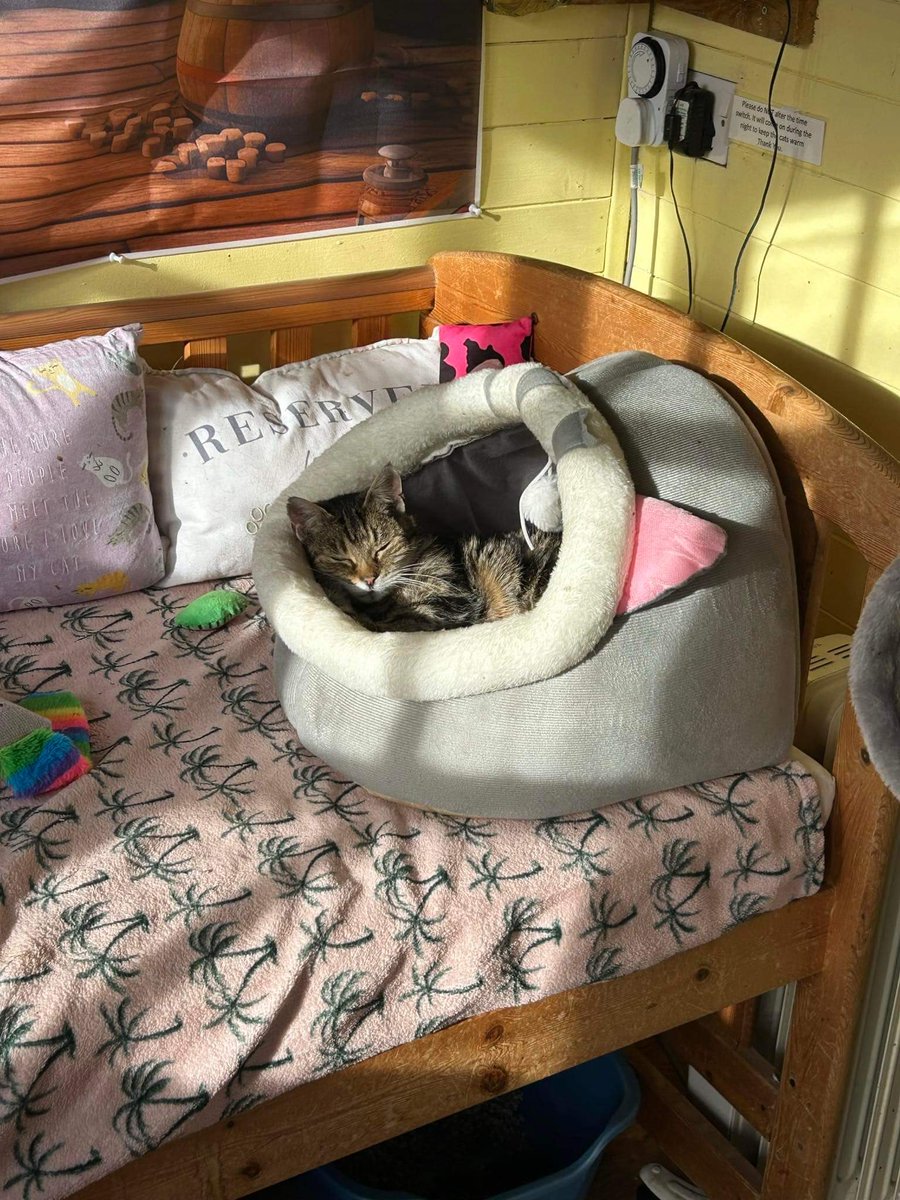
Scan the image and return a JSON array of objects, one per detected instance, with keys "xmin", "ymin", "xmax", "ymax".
[{"xmin": 666, "ymin": 82, "xmax": 716, "ymax": 158}]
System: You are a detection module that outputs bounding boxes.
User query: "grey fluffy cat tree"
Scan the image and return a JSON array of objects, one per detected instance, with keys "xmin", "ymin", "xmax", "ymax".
[{"xmin": 851, "ymin": 555, "xmax": 900, "ymax": 799}]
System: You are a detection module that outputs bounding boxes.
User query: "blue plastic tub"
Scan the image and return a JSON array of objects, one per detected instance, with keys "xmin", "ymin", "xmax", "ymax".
[{"xmin": 292, "ymin": 1052, "xmax": 640, "ymax": 1200}]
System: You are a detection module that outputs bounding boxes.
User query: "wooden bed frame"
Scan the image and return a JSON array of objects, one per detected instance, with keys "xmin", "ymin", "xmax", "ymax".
[{"xmin": 2, "ymin": 251, "xmax": 897, "ymax": 1200}]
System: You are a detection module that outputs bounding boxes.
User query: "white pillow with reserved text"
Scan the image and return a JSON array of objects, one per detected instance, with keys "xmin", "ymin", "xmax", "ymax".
[{"xmin": 145, "ymin": 338, "xmax": 439, "ymax": 585}]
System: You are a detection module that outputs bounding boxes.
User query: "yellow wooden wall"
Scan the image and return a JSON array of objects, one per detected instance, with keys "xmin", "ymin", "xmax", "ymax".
[
  {"xmin": 0, "ymin": 6, "xmax": 624, "ymax": 313},
  {"xmin": 610, "ymin": 0, "xmax": 899, "ymax": 633}
]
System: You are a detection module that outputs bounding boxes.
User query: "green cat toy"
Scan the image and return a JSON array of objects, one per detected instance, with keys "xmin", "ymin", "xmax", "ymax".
[{"xmin": 174, "ymin": 589, "xmax": 249, "ymax": 630}]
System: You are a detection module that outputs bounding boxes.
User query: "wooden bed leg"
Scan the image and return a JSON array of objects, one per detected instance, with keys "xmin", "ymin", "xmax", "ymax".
[{"xmin": 760, "ymin": 699, "xmax": 899, "ymax": 1200}]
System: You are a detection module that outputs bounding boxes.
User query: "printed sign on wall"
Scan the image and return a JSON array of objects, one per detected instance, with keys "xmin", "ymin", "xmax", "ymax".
[
  {"xmin": 0, "ymin": 0, "xmax": 483, "ymax": 280},
  {"xmin": 729, "ymin": 96, "xmax": 826, "ymax": 165}
]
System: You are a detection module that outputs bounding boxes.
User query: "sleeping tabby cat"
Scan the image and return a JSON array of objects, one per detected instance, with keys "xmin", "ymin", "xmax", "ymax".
[{"xmin": 287, "ymin": 464, "xmax": 560, "ymax": 632}]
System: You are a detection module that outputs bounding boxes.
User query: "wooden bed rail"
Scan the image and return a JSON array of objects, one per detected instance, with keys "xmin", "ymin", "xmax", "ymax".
[
  {"xmin": 664, "ymin": 1017, "xmax": 780, "ymax": 1140},
  {"xmin": 0, "ymin": 266, "xmax": 435, "ymax": 356}
]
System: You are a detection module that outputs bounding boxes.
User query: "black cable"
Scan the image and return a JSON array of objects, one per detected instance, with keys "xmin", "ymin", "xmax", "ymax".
[
  {"xmin": 668, "ymin": 143, "xmax": 694, "ymax": 315},
  {"xmin": 720, "ymin": 0, "xmax": 793, "ymax": 333}
]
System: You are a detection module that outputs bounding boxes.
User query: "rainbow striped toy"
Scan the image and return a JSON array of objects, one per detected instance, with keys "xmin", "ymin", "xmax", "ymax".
[{"xmin": 0, "ymin": 692, "xmax": 91, "ymax": 799}]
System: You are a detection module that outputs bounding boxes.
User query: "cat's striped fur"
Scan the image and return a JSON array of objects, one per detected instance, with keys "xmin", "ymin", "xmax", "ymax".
[{"xmin": 287, "ymin": 464, "xmax": 560, "ymax": 632}]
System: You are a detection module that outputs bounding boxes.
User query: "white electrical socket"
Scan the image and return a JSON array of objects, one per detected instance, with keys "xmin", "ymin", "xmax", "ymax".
[{"xmin": 687, "ymin": 69, "xmax": 736, "ymax": 165}]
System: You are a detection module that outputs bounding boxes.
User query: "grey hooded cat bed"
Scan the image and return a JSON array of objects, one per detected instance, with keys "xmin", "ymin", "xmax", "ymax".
[{"xmin": 253, "ymin": 355, "xmax": 798, "ymax": 819}]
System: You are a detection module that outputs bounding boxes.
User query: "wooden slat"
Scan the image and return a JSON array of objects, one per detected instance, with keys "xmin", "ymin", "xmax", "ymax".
[
  {"xmin": 270, "ymin": 326, "xmax": 314, "ymax": 367},
  {"xmin": 718, "ymin": 997, "xmax": 759, "ymax": 1049},
  {"xmin": 0, "ymin": 71, "xmax": 179, "ymax": 120},
  {"xmin": 0, "ymin": 36, "xmax": 180, "ymax": 79},
  {"xmin": 665, "ymin": 1016, "xmax": 779, "ymax": 1139},
  {"xmin": 0, "ymin": 267, "xmax": 435, "ymax": 351},
  {"xmin": 352, "ymin": 315, "xmax": 390, "ymax": 347},
  {"xmin": 0, "ymin": 2, "xmax": 185, "ymax": 33},
  {"xmin": 73, "ymin": 892, "xmax": 831, "ymax": 1200},
  {"xmin": 11, "ymin": 16, "xmax": 181, "ymax": 56},
  {"xmin": 661, "ymin": 0, "xmax": 818, "ymax": 46},
  {"xmin": 183, "ymin": 337, "xmax": 227, "ymax": 369},
  {"xmin": 630, "ymin": 1047, "xmax": 763, "ymax": 1200},
  {"xmin": 0, "ymin": 144, "xmax": 466, "ymax": 237}
]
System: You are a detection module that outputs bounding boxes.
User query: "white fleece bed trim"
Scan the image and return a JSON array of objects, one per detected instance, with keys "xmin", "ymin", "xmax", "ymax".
[
  {"xmin": 253, "ymin": 364, "xmax": 635, "ymax": 702},
  {"xmin": 792, "ymin": 746, "xmax": 836, "ymax": 822}
]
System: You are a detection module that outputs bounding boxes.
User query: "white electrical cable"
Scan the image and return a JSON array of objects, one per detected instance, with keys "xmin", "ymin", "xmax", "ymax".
[
  {"xmin": 518, "ymin": 457, "xmax": 554, "ymax": 551},
  {"xmin": 623, "ymin": 146, "xmax": 641, "ymax": 288}
]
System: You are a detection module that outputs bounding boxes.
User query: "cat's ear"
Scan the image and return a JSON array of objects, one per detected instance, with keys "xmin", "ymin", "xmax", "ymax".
[
  {"xmin": 365, "ymin": 464, "xmax": 405, "ymax": 514},
  {"xmin": 286, "ymin": 496, "xmax": 332, "ymax": 543}
]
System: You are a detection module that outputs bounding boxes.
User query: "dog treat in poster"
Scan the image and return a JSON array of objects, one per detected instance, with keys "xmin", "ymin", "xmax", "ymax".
[{"xmin": 0, "ymin": 0, "xmax": 483, "ymax": 279}]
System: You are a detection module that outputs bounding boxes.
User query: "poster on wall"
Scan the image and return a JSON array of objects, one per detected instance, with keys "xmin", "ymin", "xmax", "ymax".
[{"xmin": 0, "ymin": 0, "xmax": 483, "ymax": 281}]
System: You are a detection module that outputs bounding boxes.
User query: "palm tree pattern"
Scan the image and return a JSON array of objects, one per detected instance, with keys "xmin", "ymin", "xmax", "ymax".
[{"xmin": 0, "ymin": 582, "xmax": 825, "ymax": 1199}]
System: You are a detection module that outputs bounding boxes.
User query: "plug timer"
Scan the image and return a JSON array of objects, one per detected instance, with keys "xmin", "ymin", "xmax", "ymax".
[{"xmin": 615, "ymin": 32, "xmax": 689, "ymax": 147}]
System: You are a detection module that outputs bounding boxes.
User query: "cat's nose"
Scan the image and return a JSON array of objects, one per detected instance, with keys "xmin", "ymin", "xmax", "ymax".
[{"xmin": 363, "ymin": 575, "xmax": 377, "ymax": 588}]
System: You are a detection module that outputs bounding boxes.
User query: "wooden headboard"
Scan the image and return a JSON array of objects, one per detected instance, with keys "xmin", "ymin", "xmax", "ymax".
[{"xmin": 0, "ymin": 266, "xmax": 436, "ymax": 368}]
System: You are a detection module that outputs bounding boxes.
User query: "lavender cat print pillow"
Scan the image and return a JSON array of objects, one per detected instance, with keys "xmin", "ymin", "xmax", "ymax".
[{"xmin": 0, "ymin": 325, "xmax": 165, "ymax": 612}]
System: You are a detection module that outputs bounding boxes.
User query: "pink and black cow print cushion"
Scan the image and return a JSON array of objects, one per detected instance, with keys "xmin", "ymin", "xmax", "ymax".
[{"xmin": 436, "ymin": 315, "xmax": 535, "ymax": 382}]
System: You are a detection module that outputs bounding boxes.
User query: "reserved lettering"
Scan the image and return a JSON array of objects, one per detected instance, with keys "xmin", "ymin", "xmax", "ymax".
[{"xmin": 185, "ymin": 387, "xmax": 416, "ymax": 464}]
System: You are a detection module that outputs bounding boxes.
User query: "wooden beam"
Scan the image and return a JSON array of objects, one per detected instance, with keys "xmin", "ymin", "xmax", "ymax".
[
  {"xmin": 660, "ymin": 0, "xmax": 818, "ymax": 46},
  {"xmin": 630, "ymin": 1047, "xmax": 763, "ymax": 1200},
  {"xmin": 182, "ymin": 337, "xmax": 227, "ymax": 370},
  {"xmin": 270, "ymin": 326, "xmax": 314, "ymax": 368},
  {"xmin": 0, "ymin": 266, "xmax": 435, "ymax": 351},
  {"xmin": 352, "ymin": 315, "xmax": 391, "ymax": 347},
  {"xmin": 665, "ymin": 1016, "xmax": 780, "ymax": 1140},
  {"xmin": 718, "ymin": 998, "xmax": 760, "ymax": 1048},
  {"xmin": 495, "ymin": 2, "xmax": 814, "ymax": 42},
  {"xmin": 74, "ymin": 892, "xmax": 830, "ymax": 1200}
]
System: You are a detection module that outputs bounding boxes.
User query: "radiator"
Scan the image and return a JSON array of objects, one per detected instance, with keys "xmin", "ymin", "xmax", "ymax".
[{"xmin": 830, "ymin": 832, "xmax": 900, "ymax": 1200}]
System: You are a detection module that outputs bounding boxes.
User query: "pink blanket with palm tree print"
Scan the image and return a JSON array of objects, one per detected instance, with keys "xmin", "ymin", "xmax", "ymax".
[{"xmin": 0, "ymin": 582, "xmax": 824, "ymax": 1199}]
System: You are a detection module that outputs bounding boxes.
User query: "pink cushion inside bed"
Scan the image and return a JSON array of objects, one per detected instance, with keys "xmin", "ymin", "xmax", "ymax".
[{"xmin": 618, "ymin": 495, "xmax": 728, "ymax": 615}]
